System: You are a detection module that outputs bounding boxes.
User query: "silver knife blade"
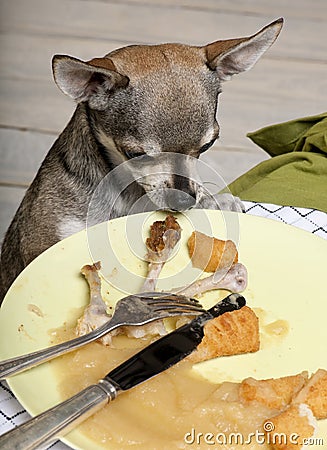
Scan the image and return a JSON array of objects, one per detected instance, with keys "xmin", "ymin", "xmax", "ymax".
[{"xmin": 0, "ymin": 293, "xmax": 245, "ymax": 450}]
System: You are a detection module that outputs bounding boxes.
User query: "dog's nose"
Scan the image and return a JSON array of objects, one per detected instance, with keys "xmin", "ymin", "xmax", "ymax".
[{"xmin": 166, "ymin": 189, "xmax": 196, "ymax": 211}]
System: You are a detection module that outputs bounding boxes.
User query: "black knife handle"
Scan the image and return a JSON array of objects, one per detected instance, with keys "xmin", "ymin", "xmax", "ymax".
[{"xmin": 0, "ymin": 381, "xmax": 117, "ymax": 450}]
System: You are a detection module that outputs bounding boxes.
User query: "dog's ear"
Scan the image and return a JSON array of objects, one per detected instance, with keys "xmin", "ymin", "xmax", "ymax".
[
  {"xmin": 205, "ymin": 18, "xmax": 283, "ymax": 81},
  {"xmin": 52, "ymin": 55, "xmax": 129, "ymax": 110}
]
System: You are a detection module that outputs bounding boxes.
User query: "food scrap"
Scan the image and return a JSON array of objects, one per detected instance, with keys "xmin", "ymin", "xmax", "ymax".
[
  {"xmin": 238, "ymin": 368, "xmax": 327, "ymax": 449},
  {"xmin": 27, "ymin": 303, "xmax": 44, "ymax": 318},
  {"xmin": 75, "ymin": 262, "xmax": 113, "ymax": 345},
  {"xmin": 142, "ymin": 214, "xmax": 181, "ymax": 292},
  {"xmin": 146, "ymin": 215, "xmax": 181, "ymax": 257},
  {"xmin": 239, "ymin": 372, "xmax": 309, "ymax": 411},
  {"xmin": 189, "ymin": 305, "xmax": 259, "ymax": 363},
  {"xmin": 187, "ymin": 230, "xmax": 238, "ymax": 272},
  {"xmin": 265, "ymin": 404, "xmax": 317, "ymax": 450},
  {"xmin": 175, "ymin": 262, "xmax": 248, "ymax": 297},
  {"xmin": 293, "ymin": 368, "xmax": 327, "ymax": 419}
]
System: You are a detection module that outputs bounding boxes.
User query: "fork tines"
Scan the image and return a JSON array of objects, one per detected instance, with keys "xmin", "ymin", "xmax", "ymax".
[{"xmin": 139, "ymin": 293, "xmax": 204, "ymax": 312}]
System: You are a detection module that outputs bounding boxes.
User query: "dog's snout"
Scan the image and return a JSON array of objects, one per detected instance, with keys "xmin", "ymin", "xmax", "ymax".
[
  {"xmin": 165, "ymin": 174, "xmax": 197, "ymax": 211},
  {"xmin": 166, "ymin": 189, "xmax": 196, "ymax": 211}
]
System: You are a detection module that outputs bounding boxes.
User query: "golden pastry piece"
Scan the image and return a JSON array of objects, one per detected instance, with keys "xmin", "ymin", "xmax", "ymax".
[
  {"xmin": 264, "ymin": 404, "xmax": 317, "ymax": 450},
  {"xmin": 187, "ymin": 230, "xmax": 238, "ymax": 272},
  {"xmin": 293, "ymin": 369, "xmax": 327, "ymax": 419},
  {"xmin": 239, "ymin": 372, "xmax": 308, "ymax": 411},
  {"xmin": 189, "ymin": 305, "xmax": 259, "ymax": 363}
]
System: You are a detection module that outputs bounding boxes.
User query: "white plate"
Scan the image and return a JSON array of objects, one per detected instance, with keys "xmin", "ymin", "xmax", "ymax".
[{"xmin": 0, "ymin": 210, "xmax": 326, "ymax": 449}]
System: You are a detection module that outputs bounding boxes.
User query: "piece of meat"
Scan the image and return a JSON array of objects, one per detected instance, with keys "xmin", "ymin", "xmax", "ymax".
[
  {"xmin": 141, "ymin": 215, "xmax": 181, "ymax": 291},
  {"xmin": 187, "ymin": 230, "xmax": 238, "ymax": 272},
  {"xmin": 188, "ymin": 305, "xmax": 259, "ymax": 363},
  {"xmin": 75, "ymin": 262, "xmax": 113, "ymax": 345},
  {"xmin": 173, "ymin": 263, "xmax": 248, "ymax": 297},
  {"xmin": 293, "ymin": 369, "xmax": 327, "ymax": 419},
  {"xmin": 239, "ymin": 372, "xmax": 309, "ymax": 411},
  {"xmin": 146, "ymin": 215, "xmax": 181, "ymax": 256}
]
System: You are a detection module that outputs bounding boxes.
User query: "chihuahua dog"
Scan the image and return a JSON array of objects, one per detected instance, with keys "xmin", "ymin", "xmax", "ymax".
[{"xmin": 0, "ymin": 19, "xmax": 283, "ymax": 302}]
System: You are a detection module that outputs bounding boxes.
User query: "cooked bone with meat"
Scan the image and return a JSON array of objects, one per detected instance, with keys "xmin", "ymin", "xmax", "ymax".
[
  {"xmin": 76, "ymin": 263, "xmax": 167, "ymax": 344},
  {"xmin": 76, "ymin": 216, "xmax": 182, "ymax": 344},
  {"xmin": 141, "ymin": 215, "xmax": 181, "ymax": 291},
  {"xmin": 146, "ymin": 215, "xmax": 181, "ymax": 257},
  {"xmin": 141, "ymin": 262, "xmax": 164, "ymax": 292},
  {"xmin": 174, "ymin": 263, "xmax": 248, "ymax": 297},
  {"xmin": 76, "ymin": 262, "xmax": 113, "ymax": 345}
]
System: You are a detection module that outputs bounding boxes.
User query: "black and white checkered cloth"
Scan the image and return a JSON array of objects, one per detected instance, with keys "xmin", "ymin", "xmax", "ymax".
[
  {"xmin": 243, "ymin": 201, "xmax": 327, "ymax": 239},
  {"xmin": 1, "ymin": 202, "xmax": 326, "ymax": 449},
  {"xmin": 0, "ymin": 381, "xmax": 69, "ymax": 449}
]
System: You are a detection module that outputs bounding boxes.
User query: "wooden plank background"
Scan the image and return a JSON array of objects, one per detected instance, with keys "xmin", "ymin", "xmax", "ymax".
[{"xmin": 0, "ymin": 0, "xmax": 326, "ymax": 241}]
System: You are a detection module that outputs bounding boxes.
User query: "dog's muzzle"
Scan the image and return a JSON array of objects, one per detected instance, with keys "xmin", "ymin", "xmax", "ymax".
[
  {"xmin": 165, "ymin": 174, "xmax": 197, "ymax": 211},
  {"xmin": 165, "ymin": 188, "xmax": 196, "ymax": 211}
]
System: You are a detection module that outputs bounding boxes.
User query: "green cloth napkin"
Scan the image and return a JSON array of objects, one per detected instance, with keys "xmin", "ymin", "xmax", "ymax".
[{"xmin": 228, "ymin": 113, "xmax": 327, "ymax": 213}]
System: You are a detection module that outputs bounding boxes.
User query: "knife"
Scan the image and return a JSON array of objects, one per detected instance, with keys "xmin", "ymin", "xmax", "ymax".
[{"xmin": 0, "ymin": 293, "xmax": 245, "ymax": 450}]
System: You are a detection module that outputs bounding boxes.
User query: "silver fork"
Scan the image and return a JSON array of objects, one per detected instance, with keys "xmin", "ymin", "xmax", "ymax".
[{"xmin": 0, "ymin": 292, "xmax": 204, "ymax": 380}]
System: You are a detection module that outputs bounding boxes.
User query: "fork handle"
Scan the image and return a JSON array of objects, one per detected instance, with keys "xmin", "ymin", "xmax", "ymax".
[
  {"xmin": 0, "ymin": 379, "xmax": 118, "ymax": 450},
  {"xmin": 0, "ymin": 320, "xmax": 119, "ymax": 380}
]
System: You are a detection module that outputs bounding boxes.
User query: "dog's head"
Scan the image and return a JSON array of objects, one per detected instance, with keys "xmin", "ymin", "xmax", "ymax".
[{"xmin": 53, "ymin": 19, "xmax": 283, "ymax": 211}]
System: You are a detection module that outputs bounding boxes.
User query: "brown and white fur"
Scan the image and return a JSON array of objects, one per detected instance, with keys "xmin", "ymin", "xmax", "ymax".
[{"xmin": 0, "ymin": 19, "xmax": 283, "ymax": 303}]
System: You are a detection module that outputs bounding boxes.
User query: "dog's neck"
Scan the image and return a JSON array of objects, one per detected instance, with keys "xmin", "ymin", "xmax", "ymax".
[
  {"xmin": 54, "ymin": 104, "xmax": 115, "ymax": 184},
  {"xmin": 52, "ymin": 103, "xmax": 148, "ymax": 222}
]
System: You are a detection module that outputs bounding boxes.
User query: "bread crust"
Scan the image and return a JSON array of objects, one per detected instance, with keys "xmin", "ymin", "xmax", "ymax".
[
  {"xmin": 264, "ymin": 404, "xmax": 317, "ymax": 450},
  {"xmin": 189, "ymin": 305, "xmax": 259, "ymax": 363},
  {"xmin": 239, "ymin": 372, "xmax": 309, "ymax": 411},
  {"xmin": 187, "ymin": 231, "xmax": 238, "ymax": 272},
  {"xmin": 294, "ymin": 369, "xmax": 327, "ymax": 419}
]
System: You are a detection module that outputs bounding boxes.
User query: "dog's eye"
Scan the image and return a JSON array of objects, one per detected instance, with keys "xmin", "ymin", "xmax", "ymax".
[
  {"xmin": 125, "ymin": 151, "xmax": 154, "ymax": 163},
  {"xmin": 125, "ymin": 151, "xmax": 145, "ymax": 159},
  {"xmin": 199, "ymin": 139, "xmax": 216, "ymax": 154}
]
